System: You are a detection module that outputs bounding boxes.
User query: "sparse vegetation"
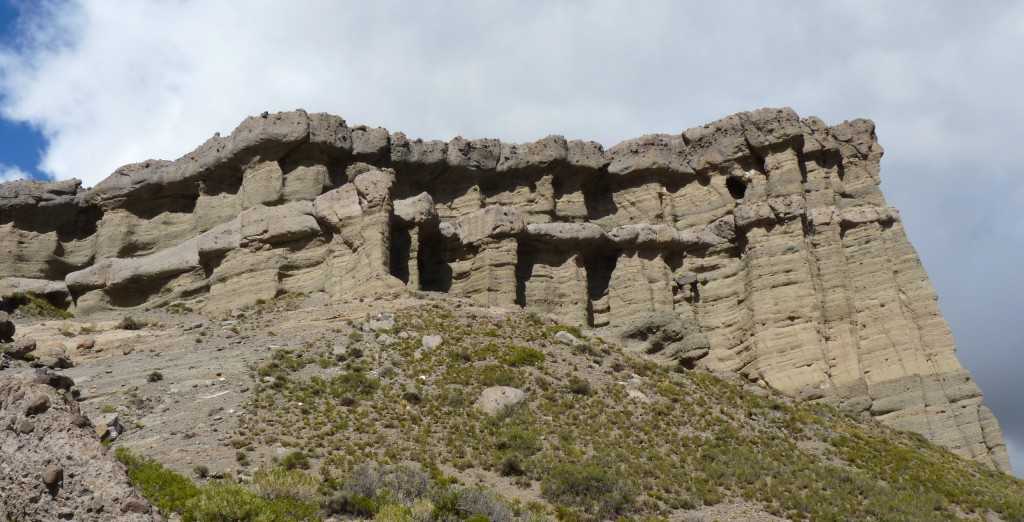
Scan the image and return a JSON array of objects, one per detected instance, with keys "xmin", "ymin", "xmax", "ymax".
[
  {"xmin": 117, "ymin": 315, "xmax": 147, "ymax": 330},
  {"xmin": 3, "ymin": 292, "xmax": 73, "ymax": 319},
  {"xmin": 541, "ymin": 461, "xmax": 637, "ymax": 518},
  {"xmin": 231, "ymin": 303, "xmax": 1024, "ymax": 521},
  {"xmin": 116, "ymin": 447, "xmax": 321, "ymax": 521}
]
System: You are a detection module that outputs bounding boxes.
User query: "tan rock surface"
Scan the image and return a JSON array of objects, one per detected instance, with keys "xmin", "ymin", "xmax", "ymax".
[{"xmin": 0, "ymin": 108, "xmax": 1009, "ymax": 472}]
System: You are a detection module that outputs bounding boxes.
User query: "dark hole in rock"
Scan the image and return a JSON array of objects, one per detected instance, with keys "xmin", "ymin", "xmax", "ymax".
[{"xmin": 726, "ymin": 177, "xmax": 747, "ymax": 200}]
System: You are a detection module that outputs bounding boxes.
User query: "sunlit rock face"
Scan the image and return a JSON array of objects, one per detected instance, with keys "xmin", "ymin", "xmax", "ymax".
[{"xmin": 0, "ymin": 108, "xmax": 1010, "ymax": 472}]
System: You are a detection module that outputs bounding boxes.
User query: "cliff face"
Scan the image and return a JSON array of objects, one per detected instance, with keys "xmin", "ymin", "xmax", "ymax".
[{"xmin": 0, "ymin": 108, "xmax": 1010, "ymax": 472}]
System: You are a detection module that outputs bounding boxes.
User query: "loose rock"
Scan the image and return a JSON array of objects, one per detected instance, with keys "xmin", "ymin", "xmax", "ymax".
[{"xmin": 475, "ymin": 386, "xmax": 526, "ymax": 416}]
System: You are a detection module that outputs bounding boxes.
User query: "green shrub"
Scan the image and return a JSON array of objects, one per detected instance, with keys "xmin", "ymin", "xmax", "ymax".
[
  {"xmin": 566, "ymin": 376, "xmax": 591, "ymax": 396},
  {"xmin": 192, "ymin": 465, "xmax": 209, "ymax": 479},
  {"xmin": 497, "ymin": 427, "xmax": 540, "ymax": 455},
  {"xmin": 330, "ymin": 372, "xmax": 381, "ymax": 400},
  {"xmin": 374, "ymin": 504, "xmax": 413, "ymax": 522},
  {"xmin": 181, "ymin": 484, "xmax": 263, "ymax": 522},
  {"xmin": 116, "ymin": 447, "xmax": 199, "ymax": 516},
  {"xmin": 326, "ymin": 492, "xmax": 378, "ymax": 518},
  {"xmin": 541, "ymin": 462, "xmax": 636, "ymax": 518},
  {"xmin": 181, "ymin": 483, "xmax": 322, "ymax": 522},
  {"xmin": 500, "ymin": 345, "xmax": 545, "ymax": 367},
  {"xmin": 147, "ymin": 371, "xmax": 164, "ymax": 383},
  {"xmin": 479, "ymin": 364, "xmax": 525, "ymax": 388},
  {"xmin": 499, "ymin": 455, "xmax": 525, "ymax": 476},
  {"xmin": 281, "ymin": 450, "xmax": 310, "ymax": 471},
  {"xmin": 252, "ymin": 467, "xmax": 321, "ymax": 504}
]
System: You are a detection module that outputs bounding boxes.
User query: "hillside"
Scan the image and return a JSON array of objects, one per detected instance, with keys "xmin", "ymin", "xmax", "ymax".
[{"xmin": 3, "ymin": 291, "xmax": 1022, "ymax": 521}]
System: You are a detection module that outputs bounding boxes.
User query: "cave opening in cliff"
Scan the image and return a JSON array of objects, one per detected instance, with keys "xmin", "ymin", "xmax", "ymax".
[
  {"xmin": 726, "ymin": 176, "xmax": 747, "ymax": 200},
  {"xmin": 584, "ymin": 251, "xmax": 618, "ymax": 326},
  {"xmin": 417, "ymin": 227, "xmax": 452, "ymax": 292},
  {"xmin": 389, "ymin": 226, "xmax": 412, "ymax": 285}
]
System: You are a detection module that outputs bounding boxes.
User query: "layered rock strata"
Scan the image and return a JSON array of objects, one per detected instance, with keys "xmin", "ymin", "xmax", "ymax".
[{"xmin": 0, "ymin": 108, "xmax": 1010, "ymax": 472}]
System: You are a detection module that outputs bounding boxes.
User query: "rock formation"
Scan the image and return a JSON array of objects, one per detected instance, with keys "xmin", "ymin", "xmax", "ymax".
[
  {"xmin": 0, "ymin": 369, "xmax": 157, "ymax": 520},
  {"xmin": 0, "ymin": 108, "xmax": 1010, "ymax": 472}
]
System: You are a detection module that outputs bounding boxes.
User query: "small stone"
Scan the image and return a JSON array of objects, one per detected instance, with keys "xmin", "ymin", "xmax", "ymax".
[
  {"xmin": 121, "ymin": 497, "xmax": 151, "ymax": 514},
  {"xmin": 410, "ymin": 318, "xmax": 425, "ymax": 329},
  {"xmin": 70, "ymin": 415, "xmax": 91, "ymax": 428},
  {"xmin": 16, "ymin": 418, "xmax": 35, "ymax": 434},
  {"xmin": 41, "ymin": 464, "xmax": 63, "ymax": 488},
  {"xmin": 24, "ymin": 394, "xmax": 50, "ymax": 415},
  {"xmin": 376, "ymin": 333, "xmax": 396, "ymax": 346},
  {"xmin": 92, "ymin": 413, "xmax": 122, "ymax": 441},
  {"xmin": 421, "ymin": 335, "xmax": 443, "ymax": 350},
  {"xmin": 121, "ymin": 346, "xmax": 134, "ymax": 355}
]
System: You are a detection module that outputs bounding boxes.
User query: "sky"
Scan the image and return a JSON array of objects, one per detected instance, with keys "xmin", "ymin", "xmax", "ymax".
[{"xmin": 0, "ymin": 1, "xmax": 1021, "ymax": 475}]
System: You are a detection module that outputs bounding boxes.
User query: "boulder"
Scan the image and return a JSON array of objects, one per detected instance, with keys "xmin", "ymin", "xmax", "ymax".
[
  {"xmin": 5, "ymin": 338, "xmax": 35, "ymax": 359},
  {"xmin": 475, "ymin": 386, "xmax": 526, "ymax": 416},
  {"xmin": 32, "ymin": 343, "xmax": 73, "ymax": 370},
  {"xmin": 553, "ymin": 331, "xmax": 580, "ymax": 346}
]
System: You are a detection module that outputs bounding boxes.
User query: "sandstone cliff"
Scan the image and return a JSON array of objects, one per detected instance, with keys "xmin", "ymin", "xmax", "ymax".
[{"xmin": 0, "ymin": 108, "xmax": 1009, "ymax": 472}]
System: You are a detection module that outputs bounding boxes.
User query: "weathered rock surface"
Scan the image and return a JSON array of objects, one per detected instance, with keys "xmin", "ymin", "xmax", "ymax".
[
  {"xmin": 476, "ymin": 386, "xmax": 526, "ymax": 416},
  {"xmin": 0, "ymin": 369, "xmax": 157, "ymax": 521},
  {"xmin": 0, "ymin": 108, "xmax": 1010, "ymax": 472}
]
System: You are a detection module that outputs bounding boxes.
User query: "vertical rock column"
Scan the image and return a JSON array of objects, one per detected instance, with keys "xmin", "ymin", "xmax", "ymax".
[
  {"xmin": 521, "ymin": 250, "xmax": 589, "ymax": 326},
  {"xmin": 607, "ymin": 250, "xmax": 674, "ymax": 325},
  {"xmin": 731, "ymin": 148, "xmax": 829, "ymax": 393},
  {"xmin": 802, "ymin": 156, "xmax": 870, "ymax": 411},
  {"xmin": 442, "ymin": 205, "xmax": 524, "ymax": 307},
  {"xmin": 313, "ymin": 168, "xmax": 397, "ymax": 296}
]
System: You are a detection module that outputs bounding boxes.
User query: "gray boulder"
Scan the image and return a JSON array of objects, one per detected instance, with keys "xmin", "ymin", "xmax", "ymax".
[{"xmin": 475, "ymin": 386, "xmax": 526, "ymax": 416}]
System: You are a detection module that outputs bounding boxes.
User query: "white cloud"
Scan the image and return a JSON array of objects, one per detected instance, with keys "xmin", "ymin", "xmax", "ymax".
[
  {"xmin": 2, "ymin": 0, "xmax": 1016, "ymax": 188},
  {"xmin": 0, "ymin": 0, "xmax": 1023, "ymax": 477},
  {"xmin": 0, "ymin": 164, "xmax": 29, "ymax": 182}
]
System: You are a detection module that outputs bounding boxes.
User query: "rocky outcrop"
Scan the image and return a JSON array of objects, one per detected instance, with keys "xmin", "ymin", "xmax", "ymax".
[
  {"xmin": 0, "ymin": 108, "xmax": 1010, "ymax": 472},
  {"xmin": 0, "ymin": 370, "xmax": 157, "ymax": 521}
]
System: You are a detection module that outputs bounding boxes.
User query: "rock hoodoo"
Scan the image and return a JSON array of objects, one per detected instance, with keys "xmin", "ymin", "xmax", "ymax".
[{"xmin": 0, "ymin": 108, "xmax": 1010, "ymax": 472}]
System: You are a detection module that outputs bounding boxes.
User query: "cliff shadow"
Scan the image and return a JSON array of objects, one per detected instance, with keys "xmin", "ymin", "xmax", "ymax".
[{"xmin": 417, "ymin": 226, "xmax": 452, "ymax": 292}]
